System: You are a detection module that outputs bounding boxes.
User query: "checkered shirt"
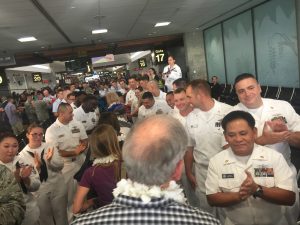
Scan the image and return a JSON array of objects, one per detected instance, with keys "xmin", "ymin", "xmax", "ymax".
[{"xmin": 71, "ymin": 195, "xmax": 220, "ymax": 225}]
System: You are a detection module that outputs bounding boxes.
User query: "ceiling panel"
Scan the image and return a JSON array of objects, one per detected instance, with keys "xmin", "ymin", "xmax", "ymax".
[{"xmin": 0, "ymin": 0, "xmax": 267, "ymax": 56}]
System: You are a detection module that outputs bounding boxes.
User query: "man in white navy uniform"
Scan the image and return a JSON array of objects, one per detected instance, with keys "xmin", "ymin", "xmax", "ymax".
[
  {"xmin": 233, "ymin": 73, "xmax": 300, "ymax": 224},
  {"xmin": 138, "ymin": 91, "xmax": 171, "ymax": 120},
  {"xmin": 45, "ymin": 103, "xmax": 88, "ymax": 220},
  {"xmin": 169, "ymin": 87, "xmax": 199, "ymax": 207},
  {"xmin": 162, "ymin": 55, "xmax": 182, "ymax": 92},
  {"xmin": 206, "ymin": 110, "xmax": 295, "ymax": 225},
  {"xmin": 185, "ymin": 79, "xmax": 232, "ymax": 216},
  {"xmin": 73, "ymin": 94, "xmax": 99, "ymax": 134}
]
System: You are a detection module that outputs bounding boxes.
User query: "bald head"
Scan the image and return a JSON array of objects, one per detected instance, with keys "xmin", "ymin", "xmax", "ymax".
[
  {"xmin": 147, "ymin": 80, "xmax": 160, "ymax": 96},
  {"xmin": 122, "ymin": 115, "xmax": 187, "ymax": 185}
]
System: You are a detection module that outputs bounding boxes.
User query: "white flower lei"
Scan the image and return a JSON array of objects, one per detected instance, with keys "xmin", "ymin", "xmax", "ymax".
[
  {"xmin": 113, "ymin": 179, "xmax": 186, "ymax": 204},
  {"xmin": 92, "ymin": 155, "xmax": 117, "ymax": 166}
]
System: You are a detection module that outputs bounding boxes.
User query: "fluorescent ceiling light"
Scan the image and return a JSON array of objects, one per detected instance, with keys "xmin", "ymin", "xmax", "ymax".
[
  {"xmin": 32, "ymin": 64, "xmax": 49, "ymax": 70},
  {"xmin": 18, "ymin": 37, "xmax": 37, "ymax": 42},
  {"xmin": 154, "ymin": 22, "xmax": 171, "ymax": 27},
  {"xmin": 92, "ymin": 29, "xmax": 108, "ymax": 34},
  {"xmin": 130, "ymin": 51, "xmax": 143, "ymax": 59}
]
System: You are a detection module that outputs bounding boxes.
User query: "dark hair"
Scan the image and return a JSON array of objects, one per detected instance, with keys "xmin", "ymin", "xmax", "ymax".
[
  {"xmin": 221, "ymin": 110, "xmax": 256, "ymax": 131},
  {"xmin": 168, "ymin": 55, "xmax": 175, "ymax": 60},
  {"xmin": 136, "ymin": 86, "xmax": 143, "ymax": 92},
  {"xmin": 149, "ymin": 68, "xmax": 157, "ymax": 75},
  {"xmin": 0, "ymin": 132, "xmax": 17, "ymax": 143},
  {"xmin": 27, "ymin": 123, "xmax": 43, "ymax": 134},
  {"xmin": 128, "ymin": 75, "xmax": 137, "ymax": 81},
  {"xmin": 67, "ymin": 92, "xmax": 75, "ymax": 99},
  {"xmin": 140, "ymin": 75, "xmax": 149, "ymax": 81},
  {"xmin": 98, "ymin": 112, "xmax": 120, "ymax": 134},
  {"xmin": 82, "ymin": 94, "xmax": 98, "ymax": 103},
  {"xmin": 188, "ymin": 79, "xmax": 211, "ymax": 96},
  {"xmin": 56, "ymin": 88, "xmax": 63, "ymax": 94},
  {"xmin": 141, "ymin": 91, "xmax": 154, "ymax": 100},
  {"xmin": 234, "ymin": 73, "xmax": 257, "ymax": 87},
  {"xmin": 166, "ymin": 91, "xmax": 174, "ymax": 96},
  {"xmin": 174, "ymin": 88, "xmax": 186, "ymax": 94},
  {"xmin": 173, "ymin": 78, "xmax": 187, "ymax": 89}
]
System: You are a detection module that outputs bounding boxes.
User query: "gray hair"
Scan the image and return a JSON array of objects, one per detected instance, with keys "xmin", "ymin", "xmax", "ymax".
[{"xmin": 122, "ymin": 115, "xmax": 187, "ymax": 185}]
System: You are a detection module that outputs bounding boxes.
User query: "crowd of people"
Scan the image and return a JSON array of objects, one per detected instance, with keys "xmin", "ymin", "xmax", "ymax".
[{"xmin": 0, "ymin": 55, "xmax": 300, "ymax": 225}]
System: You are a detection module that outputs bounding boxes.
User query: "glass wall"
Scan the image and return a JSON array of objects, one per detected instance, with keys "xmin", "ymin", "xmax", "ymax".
[{"xmin": 204, "ymin": 0, "xmax": 299, "ymax": 87}]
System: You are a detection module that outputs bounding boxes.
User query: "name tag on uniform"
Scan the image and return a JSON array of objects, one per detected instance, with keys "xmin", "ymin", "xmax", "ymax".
[
  {"xmin": 191, "ymin": 124, "xmax": 198, "ymax": 128},
  {"xmin": 71, "ymin": 127, "xmax": 80, "ymax": 133},
  {"xmin": 222, "ymin": 173, "xmax": 234, "ymax": 179},
  {"xmin": 254, "ymin": 168, "xmax": 274, "ymax": 177},
  {"xmin": 82, "ymin": 120, "xmax": 87, "ymax": 123},
  {"xmin": 58, "ymin": 134, "xmax": 64, "ymax": 138}
]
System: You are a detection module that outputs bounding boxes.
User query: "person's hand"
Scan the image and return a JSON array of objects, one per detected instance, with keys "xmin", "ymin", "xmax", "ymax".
[
  {"xmin": 46, "ymin": 147, "xmax": 54, "ymax": 161},
  {"xmin": 267, "ymin": 119, "xmax": 288, "ymax": 132},
  {"xmin": 20, "ymin": 166, "xmax": 33, "ymax": 179},
  {"xmin": 34, "ymin": 152, "xmax": 41, "ymax": 171},
  {"xmin": 186, "ymin": 173, "xmax": 197, "ymax": 190},
  {"xmin": 75, "ymin": 143, "xmax": 86, "ymax": 155},
  {"xmin": 239, "ymin": 171, "xmax": 257, "ymax": 201},
  {"xmin": 259, "ymin": 121, "xmax": 291, "ymax": 145}
]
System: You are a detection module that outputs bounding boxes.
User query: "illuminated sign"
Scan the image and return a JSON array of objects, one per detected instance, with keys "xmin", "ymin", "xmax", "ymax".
[
  {"xmin": 154, "ymin": 49, "xmax": 166, "ymax": 64},
  {"xmin": 138, "ymin": 58, "xmax": 147, "ymax": 68},
  {"xmin": 32, "ymin": 72, "xmax": 42, "ymax": 82}
]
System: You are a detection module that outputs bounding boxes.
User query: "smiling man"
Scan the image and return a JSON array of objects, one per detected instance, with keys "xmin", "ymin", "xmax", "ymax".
[
  {"xmin": 233, "ymin": 73, "xmax": 300, "ymax": 223},
  {"xmin": 206, "ymin": 110, "xmax": 295, "ymax": 225}
]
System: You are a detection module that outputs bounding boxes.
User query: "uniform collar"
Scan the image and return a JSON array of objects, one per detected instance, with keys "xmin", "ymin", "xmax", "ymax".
[{"xmin": 224, "ymin": 145, "xmax": 269, "ymax": 168}]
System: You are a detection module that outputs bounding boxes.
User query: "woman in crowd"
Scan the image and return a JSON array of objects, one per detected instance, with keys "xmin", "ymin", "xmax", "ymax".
[
  {"xmin": 106, "ymin": 92, "xmax": 124, "ymax": 112},
  {"xmin": 73, "ymin": 124, "xmax": 122, "ymax": 214},
  {"xmin": 0, "ymin": 132, "xmax": 40, "ymax": 225},
  {"xmin": 21, "ymin": 123, "xmax": 68, "ymax": 225}
]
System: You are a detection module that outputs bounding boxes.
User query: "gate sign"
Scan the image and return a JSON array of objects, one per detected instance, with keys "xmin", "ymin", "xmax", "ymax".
[
  {"xmin": 154, "ymin": 49, "xmax": 166, "ymax": 64},
  {"xmin": 32, "ymin": 72, "xmax": 42, "ymax": 82},
  {"xmin": 138, "ymin": 58, "xmax": 147, "ymax": 68}
]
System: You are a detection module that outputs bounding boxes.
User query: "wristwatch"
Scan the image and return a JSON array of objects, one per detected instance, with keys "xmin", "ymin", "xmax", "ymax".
[{"xmin": 253, "ymin": 185, "xmax": 263, "ymax": 198}]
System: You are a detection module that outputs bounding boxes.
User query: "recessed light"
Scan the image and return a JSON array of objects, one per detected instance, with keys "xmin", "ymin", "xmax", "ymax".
[
  {"xmin": 71, "ymin": 6, "xmax": 76, "ymax": 9},
  {"xmin": 83, "ymin": 37, "xmax": 87, "ymax": 40},
  {"xmin": 154, "ymin": 22, "xmax": 171, "ymax": 27},
  {"xmin": 92, "ymin": 29, "xmax": 108, "ymax": 34},
  {"xmin": 41, "ymin": 46, "xmax": 45, "ymax": 49},
  {"xmin": 18, "ymin": 37, "xmax": 37, "ymax": 42},
  {"xmin": 195, "ymin": 27, "xmax": 199, "ymax": 30}
]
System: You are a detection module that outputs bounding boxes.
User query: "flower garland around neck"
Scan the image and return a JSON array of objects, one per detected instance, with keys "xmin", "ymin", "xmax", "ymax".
[
  {"xmin": 113, "ymin": 179, "xmax": 186, "ymax": 204},
  {"xmin": 92, "ymin": 155, "xmax": 117, "ymax": 166}
]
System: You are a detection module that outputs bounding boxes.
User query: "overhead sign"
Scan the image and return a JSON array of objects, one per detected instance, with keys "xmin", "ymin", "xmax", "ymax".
[
  {"xmin": 32, "ymin": 72, "xmax": 42, "ymax": 82},
  {"xmin": 138, "ymin": 58, "xmax": 147, "ymax": 68},
  {"xmin": 154, "ymin": 49, "xmax": 166, "ymax": 64}
]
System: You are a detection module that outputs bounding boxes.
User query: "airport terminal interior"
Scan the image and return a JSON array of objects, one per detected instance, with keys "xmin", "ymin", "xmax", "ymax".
[{"xmin": 1, "ymin": 0, "xmax": 300, "ymax": 224}]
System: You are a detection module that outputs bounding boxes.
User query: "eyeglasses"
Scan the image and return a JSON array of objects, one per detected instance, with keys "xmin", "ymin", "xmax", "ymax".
[{"xmin": 29, "ymin": 133, "xmax": 43, "ymax": 137}]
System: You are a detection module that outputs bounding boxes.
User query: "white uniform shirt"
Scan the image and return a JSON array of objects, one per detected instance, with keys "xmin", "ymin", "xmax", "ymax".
[
  {"xmin": 206, "ymin": 144, "xmax": 294, "ymax": 225},
  {"xmin": 233, "ymin": 98, "xmax": 300, "ymax": 164},
  {"xmin": 169, "ymin": 107, "xmax": 186, "ymax": 126},
  {"xmin": 125, "ymin": 89, "xmax": 138, "ymax": 105},
  {"xmin": 45, "ymin": 119, "xmax": 87, "ymax": 154},
  {"xmin": 21, "ymin": 142, "xmax": 64, "ymax": 187},
  {"xmin": 52, "ymin": 98, "xmax": 62, "ymax": 113},
  {"xmin": 163, "ymin": 64, "xmax": 182, "ymax": 91},
  {"xmin": 154, "ymin": 90, "xmax": 167, "ymax": 101},
  {"xmin": 138, "ymin": 99, "xmax": 171, "ymax": 120},
  {"xmin": 73, "ymin": 106, "xmax": 98, "ymax": 131},
  {"xmin": 186, "ymin": 100, "xmax": 232, "ymax": 192}
]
